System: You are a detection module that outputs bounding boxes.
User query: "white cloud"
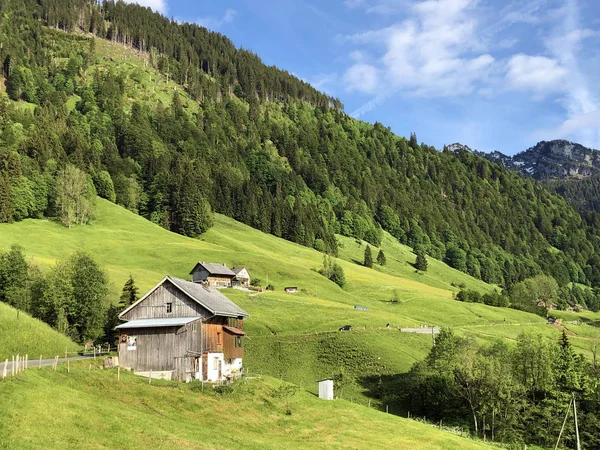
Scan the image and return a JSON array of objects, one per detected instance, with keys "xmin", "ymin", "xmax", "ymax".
[
  {"xmin": 197, "ymin": 8, "xmax": 237, "ymax": 30},
  {"xmin": 345, "ymin": 0, "xmax": 496, "ymax": 115},
  {"xmin": 505, "ymin": 54, "xmax": 568, "ymax": 93},
  {"xmin": 344, "ymin": 63, "xmax": 379, "ymax": 93},
  {"xmin": 529, "ymin": 0, "xmax": 600, "ymax": 147},
  {"xmin": 123, "ymin": 0, "xmax": 167, "ymax": 15}
]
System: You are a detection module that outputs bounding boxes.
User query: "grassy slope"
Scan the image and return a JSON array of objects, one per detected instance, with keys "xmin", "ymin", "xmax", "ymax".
[
  {"xmin": 0, "ymin": 303, "xmax": 80, "ymax": 360},
  {"xmin": 0, "ymin": 362, "xmax": 497, "ymax": 450},
  {"xmin": 2, "ymin": 199, "xmax": 599, "ymax": 393}
]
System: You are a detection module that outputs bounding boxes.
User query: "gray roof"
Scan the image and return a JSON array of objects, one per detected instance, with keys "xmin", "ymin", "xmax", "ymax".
[
  {"xmin": 231, "ymin": 267, "xmax": 247, "ymax": 275},
  {"xmin": 115, "ymin": 317, "xmax": 198, "ymax": 329},
  {"xmin": 190, "ymin": 262, "xmax": 236, "ymax": 277},
  {"xmin": 168, "ymin": 276, "xmax": 249, "ymax": 318}
]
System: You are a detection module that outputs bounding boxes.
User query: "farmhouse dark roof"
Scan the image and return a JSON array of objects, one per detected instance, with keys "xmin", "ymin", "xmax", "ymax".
[
  {"xmin": 168, "ymin": 276, "xmax": 248, "ymax": 317},
  {"xmin": 119, "ymin": 276, "xmax": 249, "ymax": 319},
  {"xmin": 189, "ymin": 261, "xmax": 236, "ymax": 277}
]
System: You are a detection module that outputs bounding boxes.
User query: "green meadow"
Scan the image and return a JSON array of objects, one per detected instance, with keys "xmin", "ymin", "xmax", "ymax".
[
  {"xmin": 1, "ymin": 199, "xmax": 599, "ymax": 448},
  {"xmin": 0, "ymin": 361, "xmax": 498, "ymax": 450}
]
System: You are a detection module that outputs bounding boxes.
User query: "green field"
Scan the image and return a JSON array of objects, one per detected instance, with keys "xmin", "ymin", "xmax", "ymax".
[
  {"xmin": 0, "ymin": 361, "xmax": 498, "ymax": 450},
  {"xmin": 1, "ymin": 199, "xmax": 599, "ymax": 448},
  {"xmin": 2, "ymin": 199, "xmax": 599, "ymax": 388},
  {"xmin": 0, "ymin": 303, "xmax": 80, "ymax": 360}
]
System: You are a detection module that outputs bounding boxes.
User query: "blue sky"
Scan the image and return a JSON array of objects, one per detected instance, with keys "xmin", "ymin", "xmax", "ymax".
[{"xmin": 127, "ymin": 0, "xmax": 600, "ymax": 155}]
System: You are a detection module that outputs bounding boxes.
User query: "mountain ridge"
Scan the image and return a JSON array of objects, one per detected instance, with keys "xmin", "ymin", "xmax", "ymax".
[{"xmin": 450, "ymin": 139, "xmax": 600, "ymax": 180}]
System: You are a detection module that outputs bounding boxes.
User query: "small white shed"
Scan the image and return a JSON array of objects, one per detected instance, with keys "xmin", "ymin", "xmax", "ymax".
[{"xmin": 318, "ymin": 379, "xmax": 334, "ymax": 400}]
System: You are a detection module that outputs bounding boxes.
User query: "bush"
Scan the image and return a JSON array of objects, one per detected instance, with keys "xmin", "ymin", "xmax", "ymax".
[
  {"xmin": 456, "ymin": 289, "xmax": 482, "ymax": 303},
  {"xmin": 266, "ymin": 284, "xmax": 275, "ymax": 291},
  {"xmin": 250, "ymin": 278, "xmax": 262, "ymax": 287},
  {"xmin": 330, "ymin": 263, "xmax": 346, "ymax": 288}
]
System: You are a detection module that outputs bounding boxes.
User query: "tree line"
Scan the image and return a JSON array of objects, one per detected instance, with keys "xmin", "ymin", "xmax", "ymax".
[
  {"xmin": 376, "ymin": 328, "xmax": 600, "ymax": 449},
  {"xmin": 2, "ymin": 0, "xmax": 600, "ymax": 293},
  {"xmin": 0, "ymin": 244, "xmax": 137, "ymax": 344}
]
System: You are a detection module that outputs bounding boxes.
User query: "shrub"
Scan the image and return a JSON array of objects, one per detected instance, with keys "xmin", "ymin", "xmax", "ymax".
[
  {"xmin": 250, "ymin": 278, "xmax": 262, "ymax": 287},
  {"xmin": 266, "ymin": 284, "xmax": 275, "ymax": 291}
]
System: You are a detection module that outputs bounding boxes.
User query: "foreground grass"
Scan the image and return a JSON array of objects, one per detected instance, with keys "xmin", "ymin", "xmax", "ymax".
[
  {"xmin": 0, "ymin": 303, "xmax": 80, "ymax": 360},
  {"xmin": 0, "ymin": 361, "xmax": 497, "ymax": 450}
]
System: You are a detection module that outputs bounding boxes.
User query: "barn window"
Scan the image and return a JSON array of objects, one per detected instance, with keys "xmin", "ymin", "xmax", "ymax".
[
  {"xmin": 235, "ymin": 336, "xmax": 243, "ymax": 348},
  {"xmin": 217, "ymin": 332, "xmax": 222, "ymax": 345},
  {"xmin": 166, "ymin": 303, "xmax": 172, "ymax": 313}
]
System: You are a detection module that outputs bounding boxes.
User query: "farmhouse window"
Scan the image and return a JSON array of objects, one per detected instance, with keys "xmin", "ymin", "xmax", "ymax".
[
  {"xmin": 235, "ymin": 336, "xmax": 243, "ymax": 348},
  {"xmin": 166, "ymin": 302, "xmax": 172, "ymax": 313},
  {"xmin": 217, "ymin": 332, "xmax": 222, "ymax": 345}
]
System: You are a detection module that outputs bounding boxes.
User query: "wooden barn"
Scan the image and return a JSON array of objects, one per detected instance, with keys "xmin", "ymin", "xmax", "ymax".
[
  {"xmin": 189, "ymin": 262, "xmax": 236, "ymax": 288},
  {"xmin": 116, "ymin": 276, "xmax": 249, "ymax": 382}
]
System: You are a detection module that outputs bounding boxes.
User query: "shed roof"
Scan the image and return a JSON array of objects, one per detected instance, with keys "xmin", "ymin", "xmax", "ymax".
[
  {"xmin": 119, "ymin": 276, "xmax": 249, "ymax": 319},
  {"xmin": 115, "ymin": 317, "xmax": 198, "ymax": 329},
  {"xmin": 189, "ymin": 262, "xmax": 236, "ymax": 277},
  {"xmin": 223, "ymin": 325, "xmax": 246, "ymax": 335}
]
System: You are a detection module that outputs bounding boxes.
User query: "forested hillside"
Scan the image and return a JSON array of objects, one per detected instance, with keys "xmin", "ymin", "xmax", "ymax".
[{"xmin": 2, "ymin": 0, "xmax": 600, "ymax": 289}]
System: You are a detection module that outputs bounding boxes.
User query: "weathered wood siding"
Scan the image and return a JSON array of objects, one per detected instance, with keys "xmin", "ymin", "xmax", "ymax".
[
  {"xmin": 118, "ymin": 327, "xmax": 179, "ymax": 371},
  {"xmin": 207, "ymin": 275, "xmax": 233, "ymax": 287},
  {"xmin": 118, "ymin": 318, "xmax": 203, "ymax": 377},
  {"xmin": 121, "ymin": 281, "xmax": 211, "ymax": 321},
  {"xmin": 202, "ymin": 317, "xmax": 226, "ymax": 353},
  {"xmin": 223, "ymin": 330, "xmax": 244, "ymax": 359}
]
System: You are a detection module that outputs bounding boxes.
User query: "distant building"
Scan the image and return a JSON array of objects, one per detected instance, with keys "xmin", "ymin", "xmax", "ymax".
[
  {"xmin": 232, "ymin": 267, "xmax": 251, "ymax": 287},
  {"xmin": 284, "ymin": 287, "xmax": 298, "ymax": 293},
  {"xmin": 117, "ymin": 276, "xmax": 249, "ymax": 382},
  {"xmin": 190, "ymin": 262, "xmax": 236, "ymax": 288}
]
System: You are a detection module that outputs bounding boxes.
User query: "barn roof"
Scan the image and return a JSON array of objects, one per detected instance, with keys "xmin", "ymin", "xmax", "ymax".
[
  {"xmin": 118, "ymin": 276, "xmax": 249, "ymax": 319},
  {"xmin": 189, "ymin": 262, "xmax": 236, "ymax": 277},
  {"xmin": 231, "ymin": 267, "xmax": 248, "ymax": 276},
  {"xmin": 115, "ymin": 317, "xmax": 198, "ymax": 329},
  {"xmin": 168, "ymin": 276, "xmax": 249, "ymax": 317}
]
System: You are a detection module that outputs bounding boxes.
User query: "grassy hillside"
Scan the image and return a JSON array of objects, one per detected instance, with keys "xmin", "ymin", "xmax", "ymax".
[
  {"xmin": 0, "ymin": 303, "xmax": 80, "ymax": 360},
  {"xmin": 2, "ymin": 199, "xmax": 599, "ymax": 399},
  {"xmin": 0, "ymin": 361, "xmax": 497, "ymax": 450}
]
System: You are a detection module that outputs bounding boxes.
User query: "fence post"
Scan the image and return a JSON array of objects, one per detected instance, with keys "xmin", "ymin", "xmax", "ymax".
[
  {"xmin": 12, "ymin": 356, "xmax": 15, "ymax": 376},
  {"xmin": 386, "ymin": 405, "xmax": 389, "ymax": 414},
  {"xmin": 67, "ymin": 359, "xmax": 70, "ymax": 374},
  {"xmin": 25, "ymin": 354, "xmax": 28, "ymax": 370},
  {"xmin": 39, "ymin": 355, "xmax": 42, "ymax": 369},
  {"xmin": 2, "ymin": 359, "xmax": 7, "ymax": 379},
  {"xmin": 15, "ymin": 355, "xmax": 19, "ymax": 375},
  {"xmin": 93, "ymin": 347, "xmax": 96, "ymax": 360}
]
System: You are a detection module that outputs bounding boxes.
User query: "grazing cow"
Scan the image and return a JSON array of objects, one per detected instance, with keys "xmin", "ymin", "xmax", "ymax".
[
  {"xmin": 338, "ymin": 325, "xmax": 352, "ymax": 332},
  {"xmin": 386, "ymin": 323, "xmax": 390, "ymax": 328}
]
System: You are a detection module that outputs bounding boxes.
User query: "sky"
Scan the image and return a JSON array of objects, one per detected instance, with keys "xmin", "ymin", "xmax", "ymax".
[{"xmin": 125, "ymin": 0, "xmax": 600, "ymax": 155}]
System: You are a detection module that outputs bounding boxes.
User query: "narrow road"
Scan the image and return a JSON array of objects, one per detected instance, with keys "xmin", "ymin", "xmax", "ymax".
[{"xmin": 2, "ymin": 355, "xmax": 100, "ymax": 373}]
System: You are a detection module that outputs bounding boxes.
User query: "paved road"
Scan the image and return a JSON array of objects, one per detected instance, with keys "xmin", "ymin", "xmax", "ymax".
[{"xmin": 2, "ymin": 355, "xmax": 100, "ymax": 374}]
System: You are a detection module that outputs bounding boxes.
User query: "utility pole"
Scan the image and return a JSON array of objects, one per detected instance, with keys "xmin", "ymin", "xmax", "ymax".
[{"xmin": 573, "ymin": 393, "xmax": 581, "ymax": 450}]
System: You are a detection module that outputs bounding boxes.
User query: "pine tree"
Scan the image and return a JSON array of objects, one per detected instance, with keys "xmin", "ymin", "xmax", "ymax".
[
  {"xmin": 415, "ymin": 251, "xmax": 428, "ymax": 271},
  {"xmin": 120, "ymin": 275, "xmax": 139, "ymax": 307},
  {"xmin": 364, "ymin": 245, "xmax": 373, "ymax": 268},
  {"xmin": 377, "ymin": 249, "xmax": 386, "ymax": 266}
]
